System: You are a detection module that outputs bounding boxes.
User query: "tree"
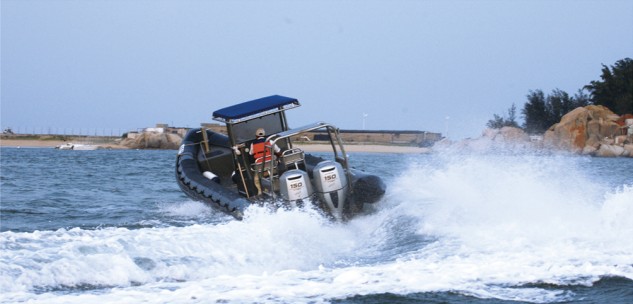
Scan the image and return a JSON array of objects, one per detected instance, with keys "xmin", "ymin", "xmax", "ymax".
[
  {"xmin": 487, "ymin": 103, "xmax": 520, "ymax": 129},
  {"xmin": 572, "ymin": 88, "xmax": 591, "ymax": 108},
  {"xmin": 486, "ymin": 114, "xmax": 506, "ymax": 129},
  {"xmin": 516, "ymin": 58, "xmax": 631, "ymax": 135},
  {"xmin": 521, "ymin": 88, "xmax": 593, "ymax": 134},
  {"xmin": 584, "ymin": 58, "xmax": 633, "ymax": 115},
  {"xmin": 545, "ymin": 88, "xmax": 589, "ymax": 126},
  {"xmin": 507, "ymin": 103, "xmax": 519, "ymax": 127},
  {"xmin": 522, "ymin": 90, "xmax": 549, "ymax": 134}
]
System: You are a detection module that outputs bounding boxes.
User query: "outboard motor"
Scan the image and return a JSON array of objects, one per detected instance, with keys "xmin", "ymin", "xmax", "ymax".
[
  {"xmin": 279, "ymin": 169, "xmax": 313, "ymax": 207},
  {"xmin": 313, "ymin": 161, "xmax": 348, "ymax": 219}
]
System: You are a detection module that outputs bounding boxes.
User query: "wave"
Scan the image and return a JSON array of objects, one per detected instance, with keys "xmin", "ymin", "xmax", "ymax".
[
  {"xmin": 389, "ymin": 154, "xmax": 633, "ymax": 245},
  {"xmin": 1, "ymin": 154, "xmax": 632, "ymax": 303}
]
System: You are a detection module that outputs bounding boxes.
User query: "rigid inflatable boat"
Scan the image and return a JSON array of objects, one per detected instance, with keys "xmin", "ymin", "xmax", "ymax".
[{"xmin": 175, "ymin": 95, "xmax": 386, "ymax": 220}]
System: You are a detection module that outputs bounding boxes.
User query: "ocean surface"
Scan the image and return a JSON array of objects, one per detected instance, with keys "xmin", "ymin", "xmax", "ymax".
[{"xmin": 1, "ymin": 147, "xmax": 632, "ymax": 304}]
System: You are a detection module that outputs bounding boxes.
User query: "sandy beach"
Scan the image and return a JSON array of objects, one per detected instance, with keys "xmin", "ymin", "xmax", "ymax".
[
  {"xmin": 1, "ymin": 139, "xmax": 69, "ymax": 148},
  {"xmin": 1, "ymin": 138, "xmax": 430, "ymax": 154}
]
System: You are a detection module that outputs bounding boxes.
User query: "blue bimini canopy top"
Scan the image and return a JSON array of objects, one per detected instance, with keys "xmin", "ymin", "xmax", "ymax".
[{"xmin": 212, "ymin": 95, "xmax": 300, "ymax": 124}]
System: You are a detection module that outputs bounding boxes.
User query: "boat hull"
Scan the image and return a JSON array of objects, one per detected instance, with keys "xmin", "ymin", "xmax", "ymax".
[{"xmin": 175, "ymin": 128, "xmax": 385, "ymax": 220}]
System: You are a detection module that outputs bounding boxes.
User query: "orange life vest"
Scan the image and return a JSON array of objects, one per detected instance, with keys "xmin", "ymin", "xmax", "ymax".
[{"xmin": 251, "ymin": 138, "xmax": 273, "ymax": 164}]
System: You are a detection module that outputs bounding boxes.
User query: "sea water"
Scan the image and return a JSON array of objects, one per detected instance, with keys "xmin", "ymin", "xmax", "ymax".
[{"xmin": 1, "ymin": 147, "xmax": 632, "ymax": 303}]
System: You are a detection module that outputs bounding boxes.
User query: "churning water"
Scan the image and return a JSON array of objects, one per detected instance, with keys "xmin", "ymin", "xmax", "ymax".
[{"xmin": 1, "ymin": 147, "xmax": 632, "ymax": 303}]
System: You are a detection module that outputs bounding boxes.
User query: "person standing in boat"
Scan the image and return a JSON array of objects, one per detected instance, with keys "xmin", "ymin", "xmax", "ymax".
[
  {"xmin": 250, "ymin": 128, "xmax": 281, "ymax": 163},
  {"xmin": 249, "ymin": 128, "xmax": 281, "ymax": 194}
]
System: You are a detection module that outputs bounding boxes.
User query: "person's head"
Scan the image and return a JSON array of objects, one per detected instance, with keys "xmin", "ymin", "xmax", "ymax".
[{"xmin": 255, "ymin": 128, "xmax": 265, "ymax": 138}]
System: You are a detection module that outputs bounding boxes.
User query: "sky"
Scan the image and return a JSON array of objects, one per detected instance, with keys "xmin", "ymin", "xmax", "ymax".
[{"xmin": 2, "ymin": 0, "xmax": 632, "ymax": 140}]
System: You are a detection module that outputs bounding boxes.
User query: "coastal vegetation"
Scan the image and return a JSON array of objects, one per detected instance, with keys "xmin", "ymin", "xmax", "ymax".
[
  {"xmin": 488, "ymin": 58, "xmax": 633, "ymax": 134},
  {"xmin": 470, "ymin": 58, "xmax": 633, "ymax": 157}
]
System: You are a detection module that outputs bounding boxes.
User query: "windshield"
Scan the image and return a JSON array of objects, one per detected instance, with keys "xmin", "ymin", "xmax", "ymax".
[{"xmin": 230, "ymin": 113, "xmax": 285, "ymax": 144}]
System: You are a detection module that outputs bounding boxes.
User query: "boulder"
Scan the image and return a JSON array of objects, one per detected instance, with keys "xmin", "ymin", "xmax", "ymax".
[
  {"xmin": 595, "ymin": 144, "xmax": 626, "ymax": 157},
  {"xmin": 438, "ymin": 127, "xmax": 533, "ymax": 153},
  {"xmin": 581, "ymin": 145, "xmax": 598, "ymax": 156},
  {"xmin": 497, "ymin": 126, "xmax": 531, "ymax": 143},
  {"xmin": 120, "ymin": 132, "xmax": 182, "ymax": 149},
  {"xmin": 615, "ymin": 135, "xmax": 630, "ymax": 145},
  {"xmin": 479, "ymin": 127, "xmax": 530, "ymax": 143},
  {"xmin": 544, "ymin": 105, "xmax": 621, "ymax": 153}
]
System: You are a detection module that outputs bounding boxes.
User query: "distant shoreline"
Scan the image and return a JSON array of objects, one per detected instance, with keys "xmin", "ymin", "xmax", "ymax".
[
  {"xmin": 0, "ymin": 138, "xmax": 430, "ymax": 154},
  {"xmin": 1, "ymin": 139, "xmax": 69, "ymax": 148}
]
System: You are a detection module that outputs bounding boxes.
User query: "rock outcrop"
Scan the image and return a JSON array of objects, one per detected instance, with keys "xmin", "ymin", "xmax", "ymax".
[
  {"xmin": 434, "ymin": 126, "xmax": 535, "ymax": 153},
  {"xmin": 434, "ymin": 105, "xmax": 632, "ymax": 157},
  {"xmin": 544, "ymin": 105, "xmax": 632, "ymax": 157},
  {"xmin": 120, "ymin": 132, "xmax": 182, "ymax": 149}
]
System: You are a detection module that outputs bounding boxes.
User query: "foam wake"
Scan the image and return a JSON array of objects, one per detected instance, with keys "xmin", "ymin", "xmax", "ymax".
[{"xmin": 1, "ymin": 154, "xmax": 632, "ymax": 303}]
